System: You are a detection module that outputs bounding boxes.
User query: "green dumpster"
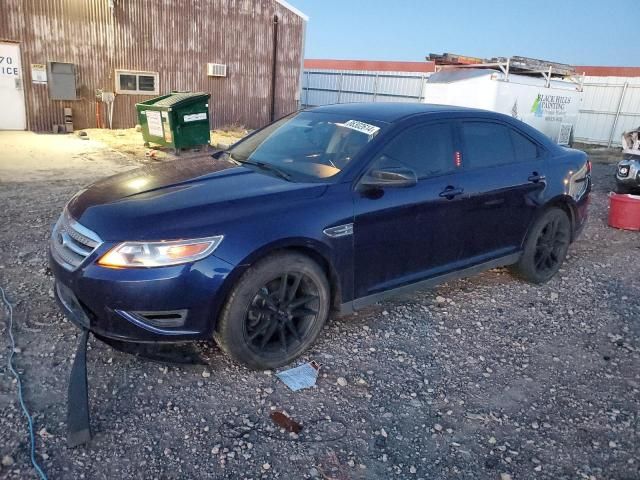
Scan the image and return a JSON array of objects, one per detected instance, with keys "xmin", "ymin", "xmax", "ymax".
[{"xmin": 136, "ymin": 91, "xmax": 211, "ymax": 152}]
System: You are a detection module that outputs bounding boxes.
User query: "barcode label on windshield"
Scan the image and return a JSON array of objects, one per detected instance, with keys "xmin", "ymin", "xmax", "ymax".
[{"xmin": 341, "ymin": 120, "xmax": 380, "ymax": 136}]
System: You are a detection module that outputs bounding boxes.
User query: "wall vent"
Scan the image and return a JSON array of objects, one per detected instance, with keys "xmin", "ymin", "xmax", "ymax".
[{"xmin": 207, "ymin": 63, "xmax": 227, "ymax": 77}]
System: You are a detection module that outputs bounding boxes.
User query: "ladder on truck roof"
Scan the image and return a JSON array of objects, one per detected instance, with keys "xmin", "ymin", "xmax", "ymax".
[{"xmin": 428, "ymin": 53, "xmax": 585, "ymax": 91}]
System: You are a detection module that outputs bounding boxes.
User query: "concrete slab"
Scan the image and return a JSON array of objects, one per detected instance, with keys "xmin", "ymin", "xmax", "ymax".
[{"xmin": 0, "ymin": 131, "xmax": 136, "ymax": 182}]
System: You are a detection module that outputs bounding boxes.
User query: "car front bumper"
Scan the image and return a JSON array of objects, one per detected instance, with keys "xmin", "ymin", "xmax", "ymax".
[
  {"xmin": 616, "ymin": 158, "xmax": 640, "ymax": 188},
  {"xmin": 50, "ymin": 248, "xmax": 236, "ymax": 343}
]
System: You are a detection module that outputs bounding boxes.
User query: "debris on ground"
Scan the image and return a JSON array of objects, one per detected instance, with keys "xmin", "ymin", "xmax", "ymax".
[
  {"xmin": 269, "ymin": 410, "xmax": 302, "ymax": 434},
  {"xmin": 276, "ymin": 361, "xmax": 320, "ymax": 391},
  {"xmin": 210, "ymin": 125, "xmax": 249, "ymax": 150}
]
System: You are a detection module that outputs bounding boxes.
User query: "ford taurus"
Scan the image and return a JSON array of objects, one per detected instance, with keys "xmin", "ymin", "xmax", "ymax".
[{"xmin": 50, "ymin": 103, "xmax": 591, "ymax": 369}]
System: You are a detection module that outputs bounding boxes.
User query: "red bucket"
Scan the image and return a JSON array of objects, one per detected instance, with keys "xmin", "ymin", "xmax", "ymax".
[{"xmin": 608, "ymin": 193, "xmax": 640, "ymax": 231}]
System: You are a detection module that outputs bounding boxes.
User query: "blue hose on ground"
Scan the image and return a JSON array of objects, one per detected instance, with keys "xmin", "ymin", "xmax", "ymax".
[{"xmin": 1, "ymin": 286, "xmax": 48, "ymax": 480}]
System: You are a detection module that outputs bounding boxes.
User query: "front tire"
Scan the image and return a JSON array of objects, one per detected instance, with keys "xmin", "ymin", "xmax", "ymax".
[
  {"xmin": 214, "ymin": 252, "xmax": 330, "ymax": 370},
  {"xmin": 511, "ymin": 208, "xmax": 571, "ymax": 284}
]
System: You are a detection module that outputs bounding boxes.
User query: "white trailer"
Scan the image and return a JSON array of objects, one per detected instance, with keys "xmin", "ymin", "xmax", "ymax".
[{"xmin": 423, "ymin": 61, "xmax": 584, "ymax": 145}]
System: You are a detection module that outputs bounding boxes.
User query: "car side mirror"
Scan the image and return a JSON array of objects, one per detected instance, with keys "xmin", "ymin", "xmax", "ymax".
[
  {"xmin": 211, "ymin": 149, "xmax": 225, "ymax": 159},
  {"xmin": 360, "ymin": 166, "xmax": 418, "ymax": 189}
]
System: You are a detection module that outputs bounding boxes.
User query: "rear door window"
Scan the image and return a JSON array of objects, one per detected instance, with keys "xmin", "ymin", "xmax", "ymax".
[
  {"xmin": 461, "ymin": 122, "xmax": 515, "ymax": 168},
  {"xmin": 510, "ymin": 129, "xmax": 540, "ymax": 162},
  {"xmin": 375, "ymin": 122, "xmax": 455, "ymax": 179}
]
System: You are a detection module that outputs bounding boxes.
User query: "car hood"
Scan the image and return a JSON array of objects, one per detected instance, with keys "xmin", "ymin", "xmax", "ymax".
[{"xmin": 66, "ymin": 157, "xmax": 328, "ymax": 241}]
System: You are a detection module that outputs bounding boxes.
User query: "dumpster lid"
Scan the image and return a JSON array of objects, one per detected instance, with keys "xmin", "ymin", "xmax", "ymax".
[{"xmin": 151, "ymin": 92, "xmax": 210, "ymax": 107}]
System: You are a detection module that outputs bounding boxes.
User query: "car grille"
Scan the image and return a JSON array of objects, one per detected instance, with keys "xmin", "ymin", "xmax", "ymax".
[{"xmin": 50, "ymin": 211, "xmax": 102, "ymax": 271}]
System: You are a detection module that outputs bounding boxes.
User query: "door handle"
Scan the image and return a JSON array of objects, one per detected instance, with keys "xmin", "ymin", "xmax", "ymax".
[
  {"xmin": 439, "ymin": 186, "xmax": 464, "ymax": 199},
  {"xmin": 528, "ymin": 172, "xmax": 546, "ymax": 183}
]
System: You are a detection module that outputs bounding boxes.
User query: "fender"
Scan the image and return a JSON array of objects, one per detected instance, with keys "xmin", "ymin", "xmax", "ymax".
[
  {"xmin": 521, "ymin": 194, "xmax": 579, "ymax": 248},
  {"xmin": 206, "ymin": 236, "xmax": 351, "ymax": 334}
]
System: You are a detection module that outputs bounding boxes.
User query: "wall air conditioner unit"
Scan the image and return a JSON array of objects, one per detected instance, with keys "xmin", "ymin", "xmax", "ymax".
[{"xmin": 207, "ymin": 63, "xmax": 227, "ymax": 77}]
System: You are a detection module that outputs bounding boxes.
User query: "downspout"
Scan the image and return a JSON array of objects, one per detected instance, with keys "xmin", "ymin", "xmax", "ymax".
[
  {"xmin": 298, "ymin": 16, "xmax": 307, "ymax": 109},
  {"xmin": 108, "ymin": 0, "xmax": 117, "ymax": 128},
  {"xmin": 270, "ymin": 15, "xmax": 279, "ymax": 122}
]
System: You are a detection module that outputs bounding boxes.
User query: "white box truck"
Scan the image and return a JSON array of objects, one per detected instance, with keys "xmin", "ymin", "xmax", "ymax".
[{"xmin": 423, "ymin": 61, "xmax": 583, "ymax": 145}]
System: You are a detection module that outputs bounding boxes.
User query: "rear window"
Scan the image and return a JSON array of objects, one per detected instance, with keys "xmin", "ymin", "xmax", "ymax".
[
  {"xmin": 462, "ymin": 122, "xmax": 515, "ymax": 168},
  {"xmin": 510, "ymin": 130, "xmax": 540, "ymax": 162}
]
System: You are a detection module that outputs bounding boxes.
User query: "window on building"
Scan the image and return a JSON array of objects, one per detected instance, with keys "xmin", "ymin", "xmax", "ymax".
[
  {"xmin": 115, "ymin": 70, "xmax": 159, "ymax": 95},
  {"xmin": 138, "ymin": 75, "xmax": 156, "ymax": 91}
]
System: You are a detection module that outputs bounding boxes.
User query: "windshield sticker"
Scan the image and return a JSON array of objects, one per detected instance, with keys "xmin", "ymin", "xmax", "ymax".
[{"xmin": 339, "ymin": 120, "xmax": 380, "ymax": 136}]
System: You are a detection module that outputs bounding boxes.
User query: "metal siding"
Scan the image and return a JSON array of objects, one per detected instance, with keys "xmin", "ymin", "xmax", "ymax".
[
  {"xmin": 574, "ymin": 76, "xmax": 640, "ymax": 146},
  {"xmin": 304, "ymin": 59, "xmax": 435, "ymax": 73},
  {"xmin": 301, "ymin": 69, "xmax": 429, "ymax": 107},
  {"xmin": 0, "ymin": 0, "xmax": 304, "ymax": 131},
  {"xmin": 274, "ymin": 1, "xmax": 304, "ymax": 119},
  {"xmin": 576, "ymin": 66, "xmax": 640, "ymax": 77}
]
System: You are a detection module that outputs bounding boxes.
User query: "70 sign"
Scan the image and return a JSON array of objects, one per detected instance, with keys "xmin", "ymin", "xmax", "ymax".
[{"xmin": 0, "ymin": 55, "xmax": 20, "ymax": 76}]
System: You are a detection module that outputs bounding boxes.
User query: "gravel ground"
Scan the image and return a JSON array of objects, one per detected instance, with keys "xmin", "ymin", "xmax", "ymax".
[{"xmin": 0, "ymin": 136, "xmax": 638, "ymax": 480}]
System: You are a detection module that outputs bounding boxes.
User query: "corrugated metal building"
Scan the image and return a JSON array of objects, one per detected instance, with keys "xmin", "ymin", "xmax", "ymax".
[{"xmin": 0, "ymin": 0, "xmax": 307, "ymax": 131}]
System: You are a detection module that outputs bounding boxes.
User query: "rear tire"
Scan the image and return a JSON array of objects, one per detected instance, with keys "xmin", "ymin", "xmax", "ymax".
[
  {"xmin": 214, "ymin": 252, "xmax": 330, "ymax": 370},
  {"xmin": 511, "ymin": 208, "xmax": 571, "ymax": 284}
]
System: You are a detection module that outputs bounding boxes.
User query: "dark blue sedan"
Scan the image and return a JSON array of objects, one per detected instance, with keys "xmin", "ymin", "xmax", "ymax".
[{"xmin": 50, "ymin": 103, "xmax": 591, "ymax": 369}]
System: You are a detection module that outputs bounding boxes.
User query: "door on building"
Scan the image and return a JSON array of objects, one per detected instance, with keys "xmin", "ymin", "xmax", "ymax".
[{"xmin": 0, "ymin": 43, "xmax": 27, "ymax": 130}]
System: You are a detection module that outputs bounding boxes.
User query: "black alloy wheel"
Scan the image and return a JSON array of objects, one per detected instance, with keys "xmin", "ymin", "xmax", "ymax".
[
  {"xmin": 533, "ymin": 215, "xmax": 570, "ymax": 276},
  {"xmin": 511, "ymin": 208, "xmax": 571, "ymax": 284},
  {"xmin": 215, "ymin": 252, "xmax": 330, "ymax": 369},
  {"xmin": 244, "ymin": 272, "xmax": 321, "ymax": 356}
]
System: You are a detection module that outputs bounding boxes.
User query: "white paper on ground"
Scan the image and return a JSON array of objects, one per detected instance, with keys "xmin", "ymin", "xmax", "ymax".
[{"xmin": 276, "ymin": 361, "xmax": 320, "ymax": 392}]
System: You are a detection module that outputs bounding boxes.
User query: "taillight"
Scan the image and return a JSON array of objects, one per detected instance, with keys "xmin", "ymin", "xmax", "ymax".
[{"xmin": 586, "ymin": 159, "xmax": 592, "ymax": 173}]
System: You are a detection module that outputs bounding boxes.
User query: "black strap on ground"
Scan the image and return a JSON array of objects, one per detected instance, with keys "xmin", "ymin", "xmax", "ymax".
[{"xmin": 67, "ymin": 329, "xmax": 91, "ymax": 447}]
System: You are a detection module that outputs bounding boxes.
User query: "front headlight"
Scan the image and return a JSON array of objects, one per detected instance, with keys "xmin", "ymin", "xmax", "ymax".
[{"xmin": 97, "ymin": 236, "xmax": 224, "ymax": 268}]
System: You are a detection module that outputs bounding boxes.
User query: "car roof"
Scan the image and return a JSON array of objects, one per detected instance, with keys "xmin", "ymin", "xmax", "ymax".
[
  {"xmin": 305, "ymin": 102, "xmax": 560, "ymax": 152},
  {"xmin": 306, "ymin": 102, "xmax": 485, "ymax": 123}
]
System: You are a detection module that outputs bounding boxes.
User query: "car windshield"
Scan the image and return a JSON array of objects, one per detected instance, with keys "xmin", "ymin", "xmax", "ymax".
[{"xmin": 226, "ymin": 111, "xmax": 385, "ymax": 181}]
